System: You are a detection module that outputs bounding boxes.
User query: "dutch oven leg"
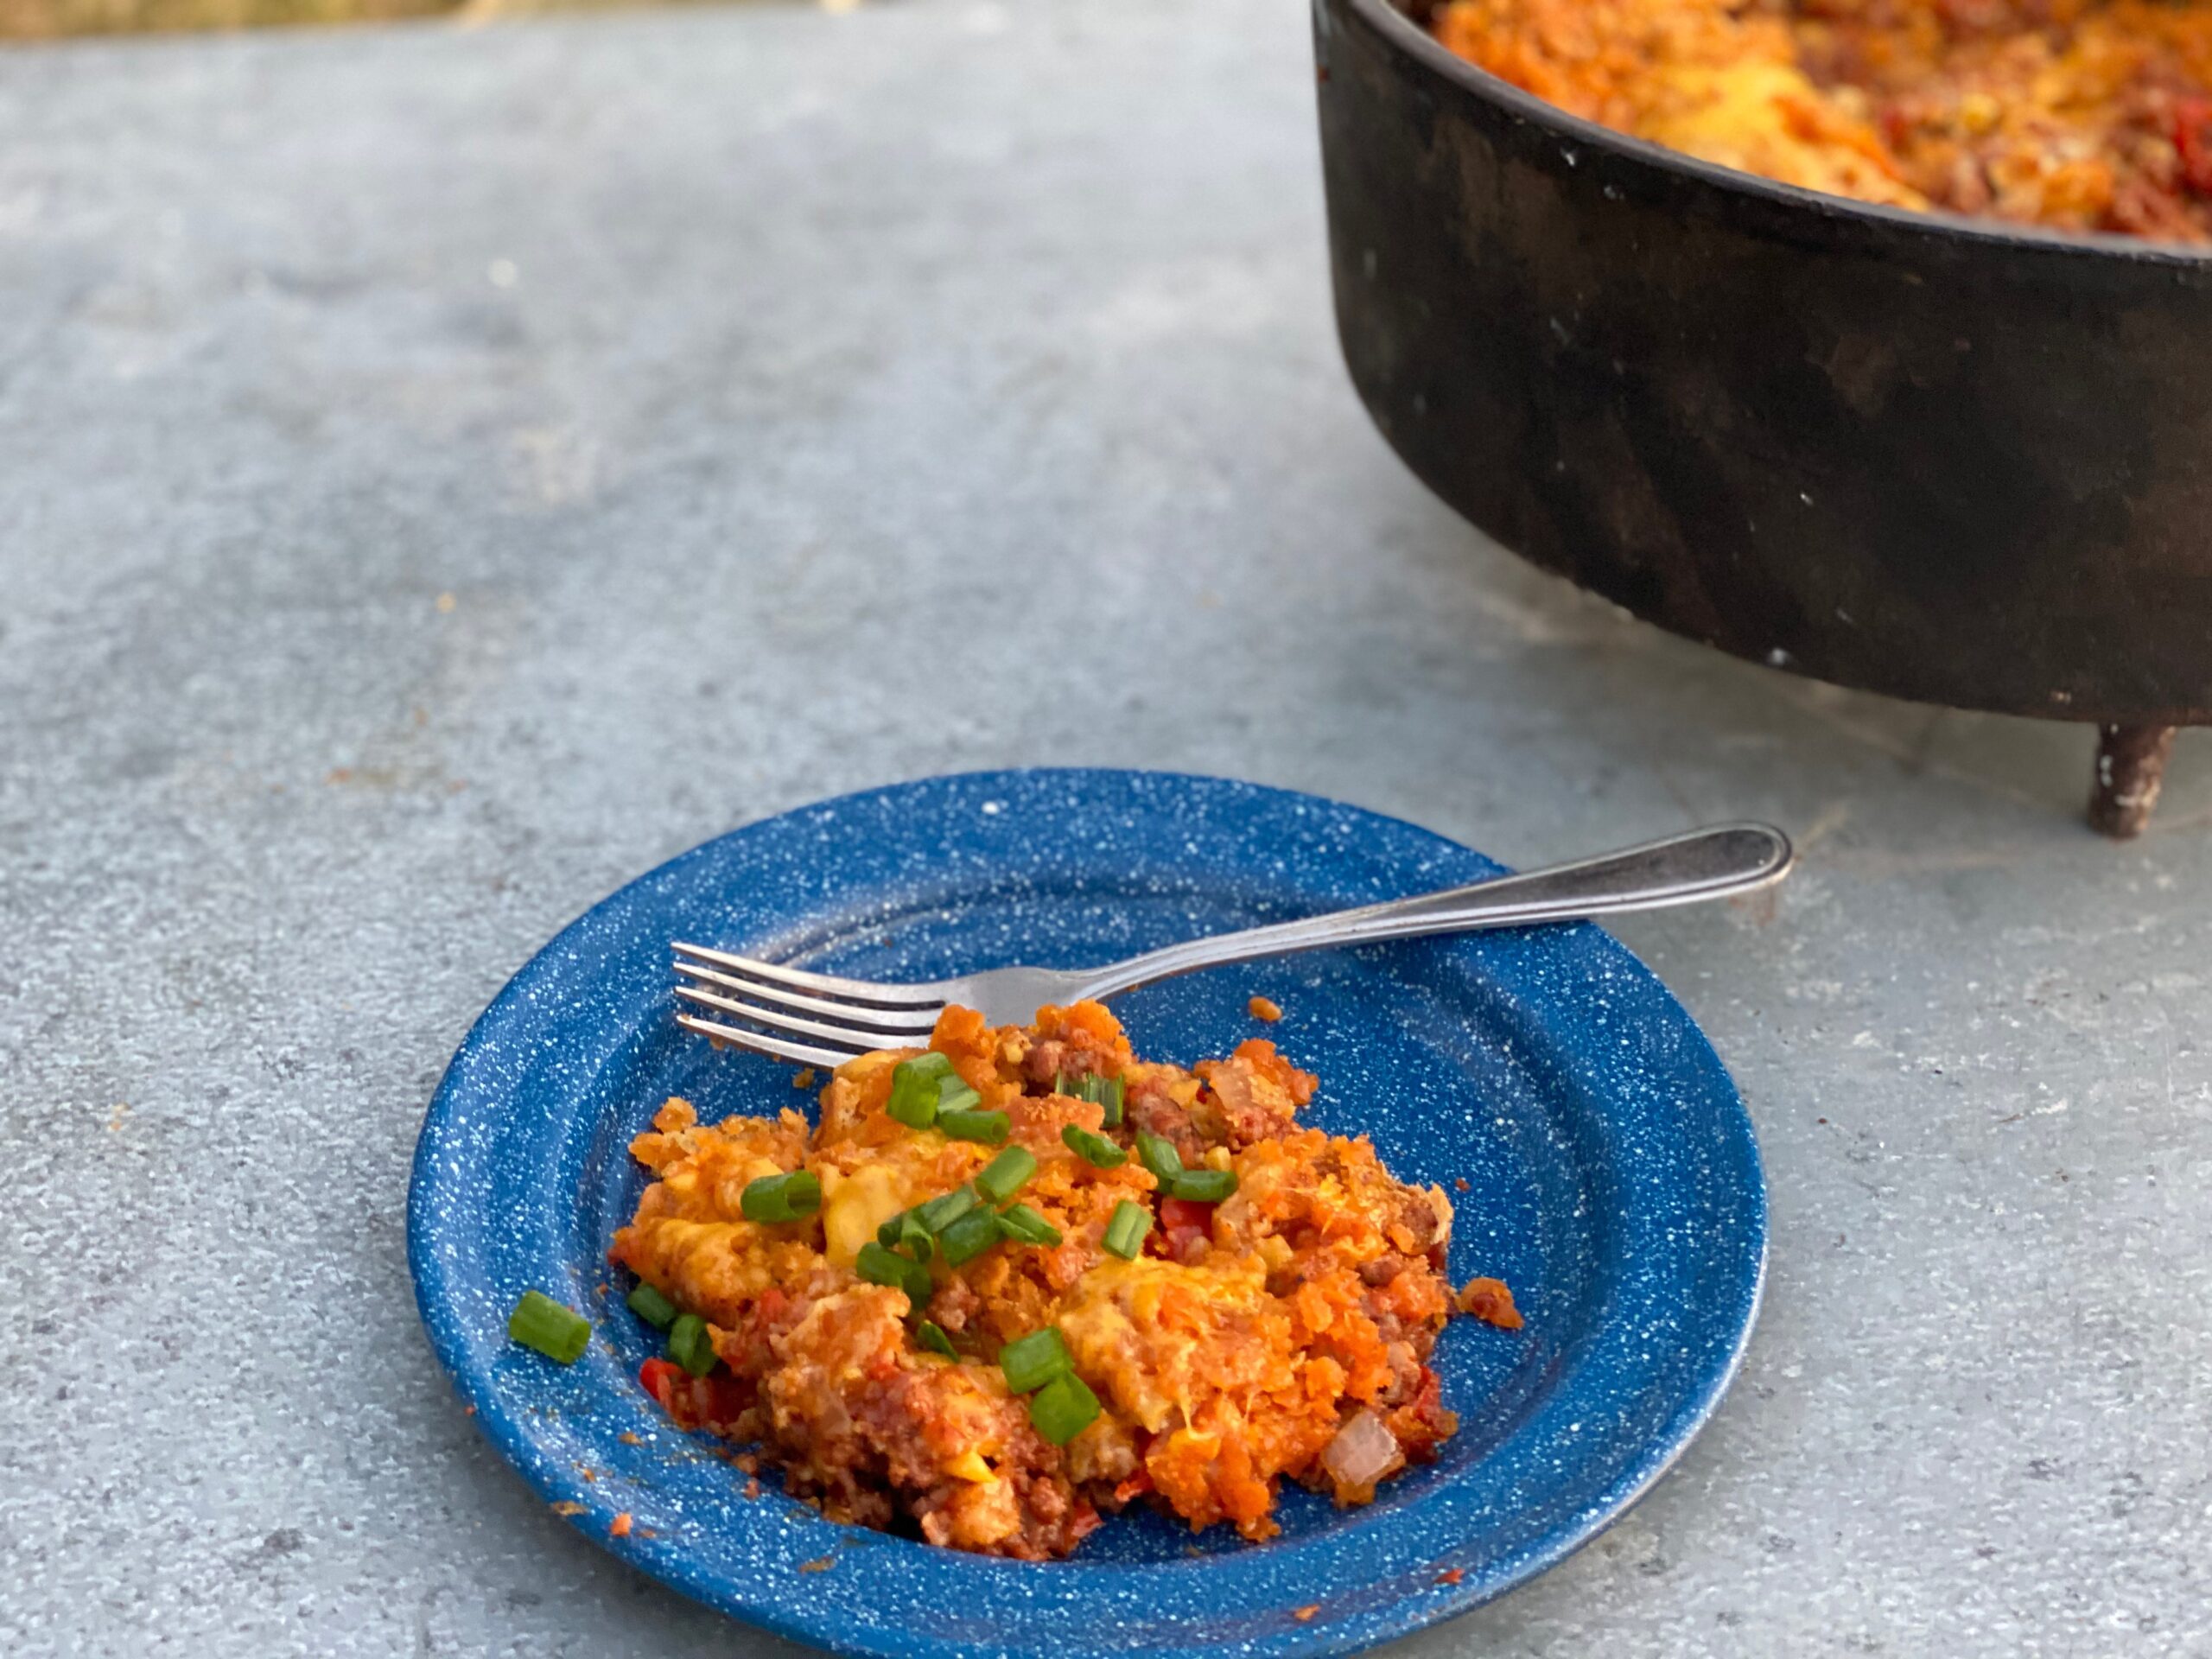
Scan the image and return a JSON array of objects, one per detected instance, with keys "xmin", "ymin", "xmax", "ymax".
[{"xmin": 2088, "ymin": 723, "xmax": 2178, "ymax": 839}]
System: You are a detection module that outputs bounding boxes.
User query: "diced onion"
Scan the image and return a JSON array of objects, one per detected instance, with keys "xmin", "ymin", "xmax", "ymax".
[{"xmin": 1320, "ymin": 1409, "xmax": 1404, "ymax": 1493}]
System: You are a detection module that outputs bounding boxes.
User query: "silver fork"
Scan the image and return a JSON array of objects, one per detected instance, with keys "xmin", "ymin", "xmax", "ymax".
[{"xmin": 672, "ymin": 822, "xmax": 1792, "ymax": 1068}]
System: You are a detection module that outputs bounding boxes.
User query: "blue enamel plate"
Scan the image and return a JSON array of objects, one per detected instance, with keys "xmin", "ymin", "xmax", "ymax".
[{"xmin": 408, "ymin": 768, "xmax": 1764, "ymax": 1657}]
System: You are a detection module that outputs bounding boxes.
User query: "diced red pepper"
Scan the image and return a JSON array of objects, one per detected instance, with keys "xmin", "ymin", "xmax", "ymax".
[
  {"xmin": 1157, "ymin": 1196, "xmax": 1215, "ymax": 1256},
  {"xmin": 639, "ymin": 1356, "xmax": 749, "ymax": 1428},
  {"xmin": 2174, "ymin": 97, "xmax": 2212, "ymax": 196},
  {"xmin": 638, "ymin": 1357, "xmax": 684, "ymax": 1412},
  {"xmin": 1158, "ymin": 1197, "xmax": 1216, "ymax": 1232}
]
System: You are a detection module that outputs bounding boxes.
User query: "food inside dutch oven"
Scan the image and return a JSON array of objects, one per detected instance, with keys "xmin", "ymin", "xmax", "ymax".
[{"xmin": 1433, "ymin": 0, "xmax": 2212, "ymax": 243}]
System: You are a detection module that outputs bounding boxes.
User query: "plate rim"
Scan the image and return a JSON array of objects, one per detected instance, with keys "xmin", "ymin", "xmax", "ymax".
[{"xmin": 407, "ymin": 766, "xmax": 1768, "ymax": 1658}]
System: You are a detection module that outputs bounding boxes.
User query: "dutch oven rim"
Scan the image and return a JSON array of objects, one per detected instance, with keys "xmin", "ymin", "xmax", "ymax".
[{"xmin": 1340, "ymin": 0, "xmax": 2212, "ymax": 269}]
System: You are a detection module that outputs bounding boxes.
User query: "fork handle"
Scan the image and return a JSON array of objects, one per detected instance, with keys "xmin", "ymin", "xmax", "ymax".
[{"xmin": 1078, "ymin": 823, "xmax": 1793, "ymax": 1001}]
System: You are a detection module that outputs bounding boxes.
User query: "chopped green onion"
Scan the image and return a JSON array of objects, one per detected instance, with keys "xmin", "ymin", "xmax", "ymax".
[
  {"xmin": 626, "ymin": 1282, "xmax": 679, "ymax": 1330},
  {"xmin": 1056, "ymin": 1071, "xmax": 1127, "ymax": 1128},
  {"xmin": 918, "ymin": 1185, "xmax": 980, "ymax": 1234},
  {"xmin": 1135, "ymin": 1132, "xmax": 1183, "ymax": 1183},
  {"xmin": 975, "ymin": 1146, "xmax": 1037, "ymax": 1203},
  {"xmin": 997, "ymin": 1326, "xmax": 1071, "ymax": 1394},
  {"xmin": 1027, "ymin": 1372, "xmax": 1102, "ymax": 1445},
  {"xmin": 507, "ymin": 1290, "xmax": 592, "ymax": 1363},
  {"xmin": 933, "ymin": 1078, "xmax": 984, "ymax": 1117},
  {"xmin": 887, "ymin": 1052, "xmax": 954, "ymax": 1128},
  {"xmin": 1103, "ymin": 1199, "xmax": 1151, "ymax": 1260},
  {"xmin": 938, "ymin": 1108, "xmax": 1010, "ymax": 1146},
  {"xmin": 874, "ymin": 1209, "xmax": 935, "ymax": 1260},
  {"xmin": 1059, "ymin": 1124, "xmax": 1127, "ymax": 1168},
  {"xmin": 997, "ymin": 1204, "xmax": 1063, "ymax": 1248},
  {"xmin": 1168, "ymin": 1168, "xmax": 1237, "ymax": 1204},
  {"xmin": 895, "ymin": 1211, "xmax": 936, "ymax": 1262},
  {"xmin": 937, "ymin": 1207, "xmax": 1005, "ymax": 1267},
  {"xmin": 855, "ymin": 1239, "xmax": 906, "ymax": 1285},
  {"xmin": 856, "ymin": 1241, "xmax": 935, "ymax": 1306},
  {"xmin": 916, "ymin": 1320, "xmax": 957, "ymax": 1358},
  {"xmin": 741, "ymin": 1169, "xmax": 822, "ymax": 1224},
  {"xmin": 667, "ymin": 1313, "xmax": 717, "ymax": 1377}
]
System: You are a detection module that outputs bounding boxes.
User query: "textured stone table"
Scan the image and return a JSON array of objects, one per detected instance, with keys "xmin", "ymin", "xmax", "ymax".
[{"xmin": 3, "ymin": 3, "xmax": 2208, "ymax": 1655}]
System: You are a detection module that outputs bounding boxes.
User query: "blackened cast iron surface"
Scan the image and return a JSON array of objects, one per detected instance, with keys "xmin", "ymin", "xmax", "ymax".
[{"xmin": 1314, "ymin": 0, "xmax": 2212, "ymax": 726}]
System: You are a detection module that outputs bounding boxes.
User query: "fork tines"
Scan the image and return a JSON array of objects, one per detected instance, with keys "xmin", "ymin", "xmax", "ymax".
[{"xmin": 671, "ymin": 941, "xmax": 944, "ymax": 1070}]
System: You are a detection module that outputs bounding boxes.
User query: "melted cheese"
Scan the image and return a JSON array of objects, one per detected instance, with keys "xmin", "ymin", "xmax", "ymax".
[
  {"xmin": 1058, "ymin": 1255, "xmax": 1271, "ymax": 1433},
  {"xmin": 820, "ymin": 1161, "xmax": 914, "ymax": 1268}
]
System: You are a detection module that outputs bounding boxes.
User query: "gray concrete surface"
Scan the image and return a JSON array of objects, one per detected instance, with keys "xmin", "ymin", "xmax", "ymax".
[{"xmin": 2, "ymin": 1, "xmax": 2208, "ymax": 1654}]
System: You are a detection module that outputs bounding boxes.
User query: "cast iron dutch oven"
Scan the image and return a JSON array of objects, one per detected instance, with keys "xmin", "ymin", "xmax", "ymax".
[{"xmin": 1313, "ymin": 0, "xmax": 2212, "ymax": 830}]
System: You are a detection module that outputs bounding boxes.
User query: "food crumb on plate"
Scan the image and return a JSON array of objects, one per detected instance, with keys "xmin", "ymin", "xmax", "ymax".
[
  {"xmin": 550, "ymin": 1501, "xmax": 586, "ymax": 1517},
  {"xmin": 1247, "ymin": 995, "xmax": 1282, "ymax": 1022},
  {"xmin": 1458, "ymin": 1276, "xmax": 1524, "ymax": 1330},
  {"xmin": 619, "ymin": 1432, "xmax": 643, "ymax": 1446},
  {"xmin": 792, "ymin": 1068, "xmax": 817, "ymax": 1089},
  {"xmin": 1437, "ymin": 1567, "xmax": 1465, "ymax": 1586},
  {"xmin": 798, "ymin": 1556, "xmax": 836, "ymax": 1573},
  {"xmin": 744, "ymin": 1478, "xmax": 762, "ymax": 1500},
  {"xmin": 1292, "ymin": 1605, "xmax": 1320, "ymax": 1623},
  {"xmin": 1454, "ymin": 1177, "xmax": 1470, "ymax": 1192},
  {"xmin": 610, "ymin": 1512, "xmax": 632, "ymax": 1537}
]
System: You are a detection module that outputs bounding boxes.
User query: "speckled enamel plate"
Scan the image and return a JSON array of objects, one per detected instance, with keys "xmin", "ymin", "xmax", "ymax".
[{"xmin": 408, "ymin": 769, "xmax": 1764, "ymax": 1658}]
